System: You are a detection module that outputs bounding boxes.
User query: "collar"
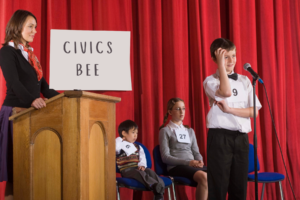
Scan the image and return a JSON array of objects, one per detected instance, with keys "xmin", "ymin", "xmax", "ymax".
[
  {"xmin": 215, "ymin": 69, "xmax": 238, "ymax": 80},
  {"xmin": 168, "ymin": 120, "xmax": 185, "ymax": 130},
  {"xmin": 8, "ymin": 41, "xmax": 33, "ymax": 51}
]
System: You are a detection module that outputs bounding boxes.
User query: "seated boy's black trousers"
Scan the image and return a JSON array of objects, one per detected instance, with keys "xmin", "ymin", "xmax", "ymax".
[
  {"xmin": 207, "ymin": 128, "xmax": 249, "ymax": 200},
  {"xmin": 121, "ymin": 168, "xmax": 165, "ymax": 195}
]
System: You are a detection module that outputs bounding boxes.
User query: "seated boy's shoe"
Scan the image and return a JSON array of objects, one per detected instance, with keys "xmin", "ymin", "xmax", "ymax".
[
  {"xmin": 151, "ymin": 183, "xmax": 164, "ymax": 195},
  {"xmin": 154, "ymin": 194, "xmax": 164, "ymax": 200}
]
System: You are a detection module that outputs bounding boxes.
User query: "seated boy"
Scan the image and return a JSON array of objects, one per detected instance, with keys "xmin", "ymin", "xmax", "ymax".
[{"xmin": 116, "ymin": 120, "xmax": 165, "ymax": 200}]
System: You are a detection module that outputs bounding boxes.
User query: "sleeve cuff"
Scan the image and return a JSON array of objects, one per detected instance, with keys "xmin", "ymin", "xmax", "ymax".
[
  {"xmin": 138, "ymin": 163, "xmax": 147, "ymax": 168},
  {"xmin": 185, "ymin": 160, "xmax": 191, "ymax": 165}
]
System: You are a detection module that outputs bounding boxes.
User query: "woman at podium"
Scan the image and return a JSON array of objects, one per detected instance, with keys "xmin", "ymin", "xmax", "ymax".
[{"xmin": 0, "ymin": 10, "xmax": 59, "ymax": 199}]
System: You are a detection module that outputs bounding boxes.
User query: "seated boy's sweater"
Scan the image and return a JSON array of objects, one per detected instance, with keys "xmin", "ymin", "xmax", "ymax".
[
  {"xmin": 116, "ymin": 143, "xmax": 140, "ymax": 171},
  {"xmin": 115, "ymin": 137, "xmax": 147, "ymax": 172}
]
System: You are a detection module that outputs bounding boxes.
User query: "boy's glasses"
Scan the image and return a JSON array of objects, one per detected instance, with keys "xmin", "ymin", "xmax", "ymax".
[{"xmin": 173, "ymin": 108, "xmax": 186, "ymax": 112}]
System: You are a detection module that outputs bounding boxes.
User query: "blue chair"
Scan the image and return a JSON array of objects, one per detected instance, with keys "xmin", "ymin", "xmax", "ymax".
[
  {"xmin": 116, "ymin": 141, "xmax": 173, "ymax": 200},
  {"xmin": 248, "ymin": 144, "xmax": 285, "ymax": 200},
  {"xmin": 153, "ymin": 145, "xmax": 198, "ymax": 200}
]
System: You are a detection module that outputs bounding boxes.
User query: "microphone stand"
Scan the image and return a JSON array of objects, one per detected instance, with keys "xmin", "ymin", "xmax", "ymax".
[{"xmin": 252, "ymin": 78, "xmax": 258, "ymax": 200}]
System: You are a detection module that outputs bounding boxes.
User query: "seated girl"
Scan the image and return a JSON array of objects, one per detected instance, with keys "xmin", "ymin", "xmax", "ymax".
[{"xmin": 159, "ymin": 98, "xmax": 207, "ymax": 200}]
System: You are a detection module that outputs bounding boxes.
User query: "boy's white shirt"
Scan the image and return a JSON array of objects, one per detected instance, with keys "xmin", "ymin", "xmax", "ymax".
[
  {"xmin": 203, "ymin": 69, "xmax": 262, "ymax": 133},
  {"xmin": 115, "ymin": 137, "xmax": 147, "ymax": 168}
]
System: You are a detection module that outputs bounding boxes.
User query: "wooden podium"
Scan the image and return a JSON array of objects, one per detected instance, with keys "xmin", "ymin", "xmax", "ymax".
[{"xmin": 9, "ymin": 91, "xmax": 121, "ymax": 200}]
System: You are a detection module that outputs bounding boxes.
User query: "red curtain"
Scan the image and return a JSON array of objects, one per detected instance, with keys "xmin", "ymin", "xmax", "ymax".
[{"xmin": 0, "ymin": 0, "xmax": 299, "ymax": 199}]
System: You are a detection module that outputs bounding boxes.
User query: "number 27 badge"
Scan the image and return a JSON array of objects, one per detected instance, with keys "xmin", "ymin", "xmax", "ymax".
[{"xmin": 175, "ymin": 129, "xmax": 191, "ymax": 143}]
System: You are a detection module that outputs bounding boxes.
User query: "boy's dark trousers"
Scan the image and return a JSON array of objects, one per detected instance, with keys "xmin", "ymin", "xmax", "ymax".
[
  {"xmin": 207, "ymin": 128, "xmax": 249, "ymax": 200},
  {"xmin": 121, "ymin": 167, "xmax": 165, "ymax": 195}
]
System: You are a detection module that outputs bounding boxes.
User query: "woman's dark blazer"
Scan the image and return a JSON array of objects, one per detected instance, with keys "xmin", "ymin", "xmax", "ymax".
[{"xmin": 0, "ymin": 45, "xmax": 59, "ymax": 108}]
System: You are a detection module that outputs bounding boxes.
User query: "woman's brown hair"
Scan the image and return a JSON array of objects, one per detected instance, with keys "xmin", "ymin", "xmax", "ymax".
[
  {"xmin": 3, "ymin": 10, "xmax": 37, "ymax": 48},
  {"xmin": 159, "ymin": 97, "xmax": 189, "ymax": 130}
]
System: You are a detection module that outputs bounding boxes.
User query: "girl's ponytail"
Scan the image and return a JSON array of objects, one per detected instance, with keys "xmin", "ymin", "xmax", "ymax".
[{"xmin": 159, "ymin": 112, "xmax": 169, "ymax": 130}]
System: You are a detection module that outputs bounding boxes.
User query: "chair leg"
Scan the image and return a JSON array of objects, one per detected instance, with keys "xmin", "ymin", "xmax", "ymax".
[
  {"xmin": 261, "ymin": 183, "xmax": 265, "ymax": 200},
  {"xmin": 172, "ymin": 182, "xmax": 177, "ymax": 200},
  {"xmin": 116, "ymin": 181, "xmax": 120, "ymax": 200},
  {"xmin": 279, "ymin": 181, "xmax": 284, "ymax": 200},
  {"xmin": 167, "ymin": 187, "xmax": 171, "ymax": 200},
  {"xmin": 169, "ymin": 176, "xmax": 176, "ymax": 200}
]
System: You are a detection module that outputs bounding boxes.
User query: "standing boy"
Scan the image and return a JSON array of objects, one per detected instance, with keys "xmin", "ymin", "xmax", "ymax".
[
  {"xmin": 116, "ymin": 120, "xmax": 165, "ymax": 200},
  {"xmin": 203, "ymin": 38, "xmax": 262, "ymax": 200}
]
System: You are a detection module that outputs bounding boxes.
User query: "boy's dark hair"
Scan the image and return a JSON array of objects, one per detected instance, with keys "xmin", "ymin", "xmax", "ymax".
[
  {"xmin": 210, "ymin": 38, "xmax": 236, "ymax": 60},
  {"xmin": 118, "ymin": 120, "xmax": 138, "ymax": 138}
]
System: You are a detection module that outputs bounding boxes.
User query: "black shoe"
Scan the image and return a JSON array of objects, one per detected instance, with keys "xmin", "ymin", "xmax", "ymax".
[
  {"xmin": 154, "ymin": 194, "xmax": 164, "ymax": 200},
  {"xmin": 151, "ymin": 183, "xmax": 164, "ymax": 194}
]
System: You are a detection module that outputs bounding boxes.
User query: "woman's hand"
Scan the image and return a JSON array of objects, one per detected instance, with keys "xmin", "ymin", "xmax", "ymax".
[
  {"xmin": 198, "ymin": 160, "xmax": 204, "ymax": 168},
  {"xmin": 215, "ymin": 100, "xmax": 231, "ymax": 114},
  {"xmin": 189, "ymin": 160, "xmax": 203, "ymax": 168},
  {"xmin": 31, "ymin": 98, "xmax": 46, "ymax": 109}
]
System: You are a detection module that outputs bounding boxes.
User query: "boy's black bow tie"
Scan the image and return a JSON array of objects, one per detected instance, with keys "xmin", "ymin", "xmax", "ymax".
[{"xmin": 228, "ymin": 73, "xmax": 238, "ymax": 80}]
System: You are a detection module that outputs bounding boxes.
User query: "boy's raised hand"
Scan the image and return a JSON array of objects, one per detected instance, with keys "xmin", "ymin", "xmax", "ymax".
[
  {"xmin": 215, "ymin": 48, "xmax": 226, "ymax": 69},
  {"xmin": 138, "ymin": 166, "xmax": 146, "ymax": 171}
]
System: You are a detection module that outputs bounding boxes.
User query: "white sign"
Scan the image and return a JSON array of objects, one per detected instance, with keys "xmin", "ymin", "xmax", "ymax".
[
  {"xmin": 227, "ymin": 82, "xmax": 247, "ymax": 103},
  {"xmin": 49, "ymin": 30, "xmax": 132, "ymax": 90},
  {"xmin": 175, "ymin": 129, "xmax": 191, "ymax": 143},
  {"xmin": 121, "ymin": 141, "xmax": 137, "ymax": 156}
]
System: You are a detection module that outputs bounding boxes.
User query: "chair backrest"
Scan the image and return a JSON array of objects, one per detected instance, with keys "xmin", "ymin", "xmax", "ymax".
[
  {"xmin": 153, "ymin": 145, "xmax": 169, "ymax": 176},
  {"xmin": 248, "ymin": 143, "xmax": 260, "ymax": 173},
  {"xmin": 116, "ymin": 141, "xmax": 152, "ymax": 173}
]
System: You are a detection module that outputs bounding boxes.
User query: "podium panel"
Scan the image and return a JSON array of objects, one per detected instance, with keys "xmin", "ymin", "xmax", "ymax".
[
  {"xmin": 89, "ymin": 124, "xmax": 105, "ymax": 200},
  {"xmin": 33, "ymin": 130, "xmax": 61, "ymax": 200},
  {"xmin": 9, "ymin": 91, "xmax": 121, "ymax": 200}
]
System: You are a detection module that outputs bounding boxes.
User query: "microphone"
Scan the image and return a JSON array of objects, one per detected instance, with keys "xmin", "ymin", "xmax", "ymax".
[{"xmin": 243, "ymin": 63, "xmax": 264, "ymax": 84}]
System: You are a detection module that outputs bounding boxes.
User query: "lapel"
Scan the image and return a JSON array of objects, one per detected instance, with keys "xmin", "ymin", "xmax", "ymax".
[{"xmin": 15, "ymin": 49, "xmax": 39, "ymax": 81}]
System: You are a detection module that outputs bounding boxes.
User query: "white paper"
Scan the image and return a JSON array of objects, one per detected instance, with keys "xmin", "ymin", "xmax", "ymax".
[
  {"xmin": 49, "ymin": 29, "xmax": 132, "ymax": 90},
  {"xmin": 175, "ymin": 129, "xmax": 191, "ymax": 143},
  {"xmin": 121, "ymin": 141, "xmax": 137, "ymax": 156},
  {"xmin": 227, "ymin": 82, "xmax": 247, "ymax": 103}
]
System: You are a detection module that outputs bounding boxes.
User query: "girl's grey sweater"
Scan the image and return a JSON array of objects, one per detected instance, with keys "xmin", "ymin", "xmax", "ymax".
[{"xmin": 159, "ymin": 127, "xmax": 203, "ymax": 171}]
